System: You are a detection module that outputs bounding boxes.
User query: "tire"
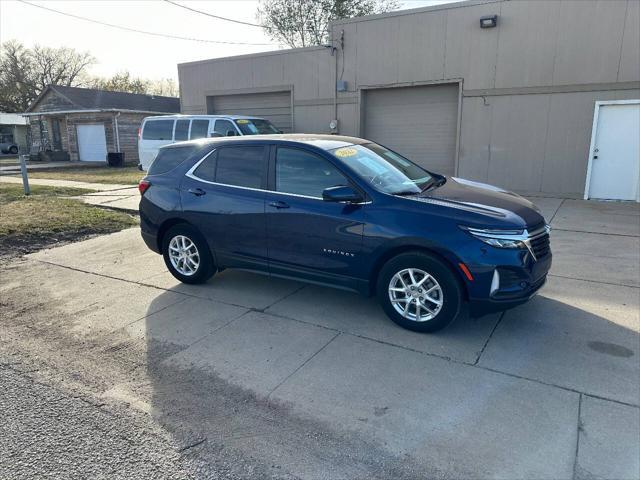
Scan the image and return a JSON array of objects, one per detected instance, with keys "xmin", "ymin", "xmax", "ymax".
[
  {"xmin": 162, "ymin": 224, "xmax": 215, "ymax": 284},
  {"xmin": 9, "ymin": 146, "xmax": 18, "ymax": 154},
  {"xmin": 376, "ymin": 251, "xmax": 462, "ymax": 333}
]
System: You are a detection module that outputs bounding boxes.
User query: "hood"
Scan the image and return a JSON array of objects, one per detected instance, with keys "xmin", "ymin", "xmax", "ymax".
[{"xmin": 410, "ymin": 177, "xmax": 545, "ymax": 228}]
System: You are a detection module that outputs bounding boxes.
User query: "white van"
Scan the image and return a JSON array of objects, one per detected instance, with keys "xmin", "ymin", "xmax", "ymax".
[{"xmin": 137, "ymin": 114, "xmax": 280, "ymax": 171}]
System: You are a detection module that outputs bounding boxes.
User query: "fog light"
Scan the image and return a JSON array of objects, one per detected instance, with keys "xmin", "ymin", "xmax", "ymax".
[{"xmin": 490, "ymin": 269, "xmax": 500, "ymax": 296}]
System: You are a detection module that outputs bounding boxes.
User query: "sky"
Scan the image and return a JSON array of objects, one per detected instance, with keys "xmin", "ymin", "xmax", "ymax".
[{"xmin": 0, "ymin": 0, "xmax": 456, "ymax": 82}]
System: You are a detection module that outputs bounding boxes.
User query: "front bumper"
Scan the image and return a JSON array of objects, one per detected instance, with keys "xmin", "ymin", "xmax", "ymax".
[
  {"xmin": 461, "ymin": 240, "xmax": 552, "ymax": 317},
  {"xmin": 469, "ymin": 274, "xmax": 547, "ymax": 317}
]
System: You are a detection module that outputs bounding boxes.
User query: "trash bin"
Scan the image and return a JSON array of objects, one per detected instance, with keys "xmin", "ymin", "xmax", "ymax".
[{"xmin": 107, "ymin": 152, "xmax": 124, "ymax": 167}]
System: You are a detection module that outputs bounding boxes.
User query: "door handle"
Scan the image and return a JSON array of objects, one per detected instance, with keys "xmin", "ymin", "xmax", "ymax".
[
  {"xmin": 269, "ymin": 200, "xmax": 290, "ymax": 209},
  {"xmin": 188, "ymin": 188, "xmax": 206, "ymax": 196}
]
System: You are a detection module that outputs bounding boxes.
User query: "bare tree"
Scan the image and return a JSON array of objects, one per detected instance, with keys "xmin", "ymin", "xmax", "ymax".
[
  {"xmin": 89, "ymin": 72, "xmax": 178, "ymax": 97},
  {"xmin": 257, "ymin": 0, "xmax": 399, "ymax": 48},
  {"xmin": 0, "ymin": 41, "xmax": 95, "ymax": 112}
]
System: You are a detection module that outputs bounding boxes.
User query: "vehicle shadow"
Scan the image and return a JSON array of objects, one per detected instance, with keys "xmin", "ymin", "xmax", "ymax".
[{"xmin": 135, "ymin": 272, "xmax": 639, "ymax": 478}]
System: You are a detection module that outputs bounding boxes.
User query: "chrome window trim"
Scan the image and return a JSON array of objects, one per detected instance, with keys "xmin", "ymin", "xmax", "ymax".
[{"xmin": 185, "ymin": 148, "xmax": 371, "ymax": 204}]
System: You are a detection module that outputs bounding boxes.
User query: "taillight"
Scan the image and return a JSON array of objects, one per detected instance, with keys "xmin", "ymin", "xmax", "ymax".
[
  {"xmin": 137, "ymin": 127, "xmax": 141, "ymax": 140},
  {"xmin": 138, "ymin": 179, "xmax": 151, "ymax": 195}
]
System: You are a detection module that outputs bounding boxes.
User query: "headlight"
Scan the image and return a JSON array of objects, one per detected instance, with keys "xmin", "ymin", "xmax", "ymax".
[{"xmin": 461, "ymin": 226, "xmax": 528, "ymax": 249}]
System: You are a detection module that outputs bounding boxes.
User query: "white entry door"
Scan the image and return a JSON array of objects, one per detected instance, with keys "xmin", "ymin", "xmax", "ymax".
[
  {"xmin": 77, "ymin": 124, "xmax": 107, "ymax": 162},
  {"xmin": 586, "ymin": 101, "xmax": 640, "ymax": 201}
]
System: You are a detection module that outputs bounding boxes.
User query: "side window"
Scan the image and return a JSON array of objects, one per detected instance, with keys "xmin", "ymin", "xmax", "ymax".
[
  {"xmin": 192, "ymin": 151, "xmax": 217, "ymax": 182},
  {"xmin": 148, "ymin": 145, "xmax": 198, "ymax": 175},
  {"xmin": 190, "ymin": 120, "xmax": 209, "ymax": 139},
  {"xmin": 216, "ymin": 146, "xmax": 265, "ymax": 189},
  {"xmin": 174, "ymin": 119, "xmax": 190, "ymax": 141},
  {"xmin": 276, "ymin": 147, "xmax": 348, "ymax": 198},
  {"xmin": 214, "ymin": 119, "xmax": 236, "ymax": 136},
  {"xmin": 142, "ymin": 120, "xmax": 174, "ymax": 140}
]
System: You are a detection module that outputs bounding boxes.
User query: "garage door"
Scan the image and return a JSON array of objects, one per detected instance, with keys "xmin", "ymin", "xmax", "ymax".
[
  {"xmin": 77, "ymin": 124, "xmax": 107, "ymax": 162},
  {"xmin": 363, "ymin": 84, "xmax": 459, "ymax": 175},
  {"xmin": 208, "ymin": 91, "xmax": 292, "ymax": 133}
]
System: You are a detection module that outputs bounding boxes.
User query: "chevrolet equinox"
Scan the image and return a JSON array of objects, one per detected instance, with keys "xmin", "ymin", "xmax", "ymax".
[{"xmin": 139, "ymin": 134, "xmax": 551, "ymax": 332}]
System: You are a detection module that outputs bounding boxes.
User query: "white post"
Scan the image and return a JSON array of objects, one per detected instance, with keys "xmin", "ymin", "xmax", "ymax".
[{"xmin": 19, "ymin": 154, "xmax": 30, "ymax": 195}]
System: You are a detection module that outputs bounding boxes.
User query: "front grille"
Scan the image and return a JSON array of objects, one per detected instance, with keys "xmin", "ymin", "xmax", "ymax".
[{"xmin": 528, "ymin": 229, "xmax": 551, "ymax": 259}]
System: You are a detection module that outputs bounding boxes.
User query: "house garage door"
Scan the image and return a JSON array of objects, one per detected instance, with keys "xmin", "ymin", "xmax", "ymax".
[
  {"xmin": 208, "ymin": 91, "xmax": 292, "ymax": 133},
  {"xmin": 77, "ymin": 124, "xmax": 107, "ymax": 162},
  {"xmin": 363, "ymin": 84, "xmax": 459, "ymax": 175}
]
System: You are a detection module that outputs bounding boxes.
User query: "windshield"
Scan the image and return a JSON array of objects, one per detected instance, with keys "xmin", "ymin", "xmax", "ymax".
[
  {"xmin": 234, "ymin": 118, "xmax": 280, "ymax": 135},
  {"xmin": 329, "ymin": 143, "xmax": 434, "ymax": 195}
]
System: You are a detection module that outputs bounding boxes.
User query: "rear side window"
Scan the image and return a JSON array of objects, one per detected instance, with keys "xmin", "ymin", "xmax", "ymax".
[
  {"xmin": 142, "ymin": 120, "xmax": 174, "ymax": 140},
  {"xmin": 174, "ymin": 120, "xmax": 190, "ymax": 141},
  {"xmin": 190, "ymin": 120, "xmax": 209, "ymax": 139},
  {"xmin": 148, "ymin": 145, "xmax": 198, "ymax": 175},
  {"xmin": 215, "ymin": 146, "xmax": 265, "ymax": 189},
  {"xmin": 192, "ymin": 151, "xmax": 217, "ymax": 182}
]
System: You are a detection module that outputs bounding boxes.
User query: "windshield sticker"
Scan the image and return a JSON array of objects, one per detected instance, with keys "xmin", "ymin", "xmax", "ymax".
[
  {"xmin": 334, "ymin": 147, "xmax": 358, "ymax": 158},
  {"xmin": 236, "ymin": 119, "xmax": 249, "ymax": 124}
]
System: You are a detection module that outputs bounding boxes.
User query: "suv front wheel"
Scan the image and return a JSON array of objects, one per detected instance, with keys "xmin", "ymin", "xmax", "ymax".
[
  {"xmin": 377, "ymin": 252, "xmax": 462, "ymax": 332},
  {"xmin": 162, "ymin": 224, "xmax": 215, "ymax": 284}
]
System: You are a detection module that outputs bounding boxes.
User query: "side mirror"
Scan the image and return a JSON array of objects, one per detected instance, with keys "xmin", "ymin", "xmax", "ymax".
[
  {"xmin": 226, "ymin": 130, "xmax": 236, "ymax": 137},
  {"xmin": 322, "ymin": 185, "xmax": 363, "ymax": 203}
]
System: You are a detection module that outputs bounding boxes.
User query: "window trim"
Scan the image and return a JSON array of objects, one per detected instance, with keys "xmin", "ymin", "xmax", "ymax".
[
  {"xmin": 186, "ymin": 145, "xmax": 268, "ymax": 191},
  {"xmin": 185, "ymin": 145, "xmax": 370, "ymax": 204}
]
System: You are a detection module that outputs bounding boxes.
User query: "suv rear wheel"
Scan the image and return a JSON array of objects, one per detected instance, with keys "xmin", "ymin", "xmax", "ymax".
[
  {"xmin": 162, "ymin": 224, "xmax": 215, "ymax": 284},
  {"xmin": 377, "ymin": 252, "xmax": 462, "ymax": 332}
]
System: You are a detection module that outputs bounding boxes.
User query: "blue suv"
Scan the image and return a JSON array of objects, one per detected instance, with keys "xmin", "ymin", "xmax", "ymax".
[{"xmin": 139, "ymin": 134, "xmax": 551, "ymax": 332}]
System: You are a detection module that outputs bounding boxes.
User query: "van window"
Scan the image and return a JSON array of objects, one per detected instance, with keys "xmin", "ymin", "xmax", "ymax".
[
  {"xmin": 215, "ymin": 146, "xmax": 265, "ymax": 189},
  {"xmin": 142, "ymin": 120, "xmax": 174, "ymax": 140},
  {"xmin": 174, "ymin": 120, "xmax": 190, "ymax": 141},
  {"xmin": 214, "ymin": 119, "xmax": 236, "ymax": 136},
  {"xmin": 148, "ymin": 145, "xmax": 199, "ymax": 175},
  {"xmin": 276, "ymin": 148, "xmax": 347, "ymax": 198},
  {"xmin": 190, "ymin": 120, "xmax": 209, "ymax": 139}
]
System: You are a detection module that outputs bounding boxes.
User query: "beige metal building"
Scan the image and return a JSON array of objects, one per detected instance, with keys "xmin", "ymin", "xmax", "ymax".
[{"xmin": 178, "ymin": 0, "xmax": 640, "ymax": 200}]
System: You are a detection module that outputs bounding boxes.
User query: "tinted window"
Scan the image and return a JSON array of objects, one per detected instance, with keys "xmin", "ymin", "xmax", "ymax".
[
  {"xmin": 192, "ymin": 151, "xmax": 217, "ymax": 182},
  {"xmin": 214, "ymin": 119, "xmax": 236, "ymax": 136},
  {"xmin": 148, "ymin": 145, "xmax": 198, "ymax": 175},
  {"xmin": 142, "ymin": 120, "xmax": 174, "ymax": 140},
  {"xmin": 276, "ymin": 148, "xmax": 347, "ymax": 198},
  {"xmin": 174, "ymin": 119, "xmax": 190, "ymax": 141},
  {"xmin": 216, "ymin": 146, "xmax": 265, "ymax": 189},
  {"xmin": 190, "ymin": 120, "xmax": 209, "ymax": 139},
  {"xmin": 329, "ymin": 143, "xmax": 433, "ymax": 195},
  {"xmin": 235, "ymin": 118, "xmax": 280, "ymax": 135}
]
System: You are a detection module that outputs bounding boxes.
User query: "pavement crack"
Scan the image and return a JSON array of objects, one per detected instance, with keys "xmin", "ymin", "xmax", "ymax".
[
  {"xmin": 547, "ymin": 273, "xmax": 639, "ymax": 289},
  {"xmin": 177, "ymin": 437, "xmax": 207, "ymax": 453},
  {"xmin": 548, "ymin": 198, "xmax": 566, "ymax": 223},
  {"xmin": 474, "ymin": 311, "xmax": 504, "ymax": 366},
  {"xmin": 572, "ymin": 394, "xmax": 583, "ymax": 480},
  {"xmin": 267, "ymin": 332, "xmax": 341, "ymax": 398}
]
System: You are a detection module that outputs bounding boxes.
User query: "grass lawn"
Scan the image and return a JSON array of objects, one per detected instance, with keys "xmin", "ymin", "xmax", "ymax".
[
  {"xmin": 24, "ymin": 165, "xmax": 144, "ymax": 185},
  {"xmin": 0, "ymin": 183, "xmax": 138, "ymax": 258}
]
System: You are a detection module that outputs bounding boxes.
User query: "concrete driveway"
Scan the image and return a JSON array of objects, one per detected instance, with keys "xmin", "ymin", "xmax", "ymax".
[{"xmin": 1, "ymin": 197, "xmax": 638, "ymax": 479}]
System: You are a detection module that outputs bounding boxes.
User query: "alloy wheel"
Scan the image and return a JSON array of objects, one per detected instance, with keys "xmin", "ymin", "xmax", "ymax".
[
  {"xmin": 168, "ymin": 235, "xmax": 200, "ymax": 276},
  {"xmin": 388, "ymin": 268, "xmax": 443, "ymax": 322}
]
